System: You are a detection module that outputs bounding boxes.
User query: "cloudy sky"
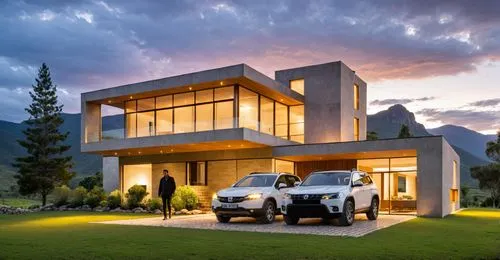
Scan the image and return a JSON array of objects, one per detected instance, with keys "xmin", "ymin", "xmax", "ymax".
[{"xmin": 1, "ymin": 0, "xmax": 499, "ymax": 134}]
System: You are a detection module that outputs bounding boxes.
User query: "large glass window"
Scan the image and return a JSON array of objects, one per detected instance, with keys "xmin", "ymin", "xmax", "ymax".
[
  {"xmin": 215, "ymin": 101, "xmax": 233, "ymax": 129},
  {"xmin": 174, "ymin": 92, "xmax": 194, "ymax": 107},
  {"xmin": 260, "ymin": 96, "xmax": 274, "ymax": 135},
  {"xmin": 196, "ymin": 89, "xmax": 213, "ymax": 104},
  {"xmin": 215, "ymin": 86, "xmax": 234, "ymax": 101},
  {"xmin": 137, "ymin": 98, "xmax": 155, "ymax": 111},
  {"xmin": 239, "ymin": 87, "xmax": 258, "ymax": 131},
  {"xmin": 354, "ymin": 117, "xmax": 360, "ymax": 141},
  {"xmin": 196, "ymin": 104, "xmax": 213, "ymax": 132},
  {"xmin": 290, "ymin": 79, "xmax": 304, "ymax": 95},
  {"xmin": 174, "ymin": 106, "xmax": 194, "ymax": 133},
  {"xmin": 156, "ymin": 109, "xmax": 173, "ymax": 135},
  {"xmin": 188, "ymin": 161, "xmax": 206, "ymax": 186},
  {"xmin": 137, "ymin": 111, "xmax": 155, "ymax": 137},
  {"xmin": 125, "ymin": 100, "xmax": 136, "ymax": 113},
  {"xmin": 275, "ymin": 102, "xmax": 288, "ymax": 139},
  {"xmin": 354, "ymin": 84, "xmax": 359, "ymax": 110},
  {"xmin": 126, "ymin": 113, "xmax": 136, "ymax": 138},
  {"xmin": 156, "ymin": 95, "xmax": 172, "ymax": 109},
  {"xmin": 289, "ymin": 105, "xmax": 304, "ymax": 143}
]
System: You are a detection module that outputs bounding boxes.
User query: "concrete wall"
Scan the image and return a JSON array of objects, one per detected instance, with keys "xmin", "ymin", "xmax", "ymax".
[
  {"xmin": 82, "ymin": 102, "xmax": 101, "ymax": 143},
  {"xmin": 442, "ymin": 140, "xmax": 461, "ymax": 216},
  {"xmin": 103, "ymin": 156, "xmax": 119, "ymax": 193},
  {"xmin": 236, "ymin": 159, "xmax": 273, "ymax": 180},
  {"xmin": 275, "ymin": 61, "xmax": 367, "ymax": 143}
]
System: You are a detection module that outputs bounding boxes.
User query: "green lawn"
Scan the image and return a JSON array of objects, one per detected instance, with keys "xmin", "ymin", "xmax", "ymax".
[
  {"xmin": 0, "ymin": 209, "xmax": 499, "ymax": 259},
  {"xmin": 0, "ymin": 198, "xmax": 41, "ymax": 208}
]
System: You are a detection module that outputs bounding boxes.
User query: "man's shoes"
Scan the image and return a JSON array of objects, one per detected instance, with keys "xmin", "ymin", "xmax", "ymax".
[{"xmin": 163, "ymin": 217, "xmax": 167, "ymax": 220}]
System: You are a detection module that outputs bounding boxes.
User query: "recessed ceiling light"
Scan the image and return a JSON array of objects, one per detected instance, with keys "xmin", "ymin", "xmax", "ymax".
[
  {"xmin": 220, "ymin": 81, "xmax": 223, "ymax": 86},
  {"xmin": 138, "ymin": 151, "xmax": 141, "ymax": 154},
  {"xmin": 170, "ymin": 149, "xmax": 174, "ymax": 152},
  {"xmin": 227, "ymin": 145, "xmax": 231, "ymax": 148},
  {"xmin": 108, "ymin": 100, "xmax": 112, "ymax": 104},
  {"xmin": 114, "ymin": 152, "xmax": 117, "ymax": 156},
  {"xmin": 189, "ymin": 87, "xmax": 192, "ymax": 90},
  {"xmin": 160, "ymin": 150, "xmax": 163, "ymax": 154},
  {"xmin": 129, "ymin": 96, "xmax": 133, "ymax": 99},
  {"xmin": 280, "ymin": 98, "xmax": 284, "ymax": 102}
]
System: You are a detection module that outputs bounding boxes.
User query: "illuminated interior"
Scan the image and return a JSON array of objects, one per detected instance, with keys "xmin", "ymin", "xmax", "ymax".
[
  {"xmin": 358, "ymin": 157, "xmax": 417, "ymax": 215},
  {"xmin": 123, "ymin": 164, "xmax": 152, "ymax": 199},
  {"xmin": 290, "ymin": 79, "xmax": 304, "ymax": 95},
  {"xmin": 354, "ymin": 84, "xmax": 359, "ymax": 110}
]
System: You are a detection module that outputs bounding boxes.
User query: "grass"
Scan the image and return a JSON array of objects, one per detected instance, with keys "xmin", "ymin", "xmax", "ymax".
[
  {"xmin": 0, "ymin": 198, "xmax": 41, "ymax": 208},
  {"xmin": 0, "ymin": 209, "xmax": 499, "ymax": 259}
]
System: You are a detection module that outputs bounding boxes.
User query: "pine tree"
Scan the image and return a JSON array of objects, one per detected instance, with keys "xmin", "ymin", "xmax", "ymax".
[
  {"xmin": 13, "ymin": 63, "xmax": 74, "ymax": 206},
  {"xmin": 397, "ymin": 124, "xmax": 412, "ymax": 138}
]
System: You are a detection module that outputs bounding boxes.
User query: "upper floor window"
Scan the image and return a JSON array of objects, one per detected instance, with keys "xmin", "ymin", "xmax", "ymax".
[
  {"xmin": 354, "ymin": 117, "xmax": 360, "ymax": 141},
  {"xmin": 290, "ymin": 79, "xmax": 304, "ymax": 95},
  {"xmin": 354, "ymin": 84, "xmax": 359, "ymax": 110}
]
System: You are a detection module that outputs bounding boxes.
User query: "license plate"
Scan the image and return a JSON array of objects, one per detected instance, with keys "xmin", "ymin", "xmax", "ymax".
[{"xmin": 221, "ymin": 203, "xmax": 238, "ymax": 209}]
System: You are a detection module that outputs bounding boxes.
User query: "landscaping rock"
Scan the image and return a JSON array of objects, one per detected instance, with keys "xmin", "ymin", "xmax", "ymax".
[
  {"xmin": 110, "ymin": 208, "xmax": 122, "ymax": 213},
  {"xmin": 133, "ymin": 207, "xmax": 146, "ymax": 213},
  {"xmin": 186, "ymin": 211, "xmax": 194, "ymax": 215},
  {"xmin": 81, "ymin": 205, "xmax": 91, "ymax": 211},
  {"xmin": 180, "ymin": 209, "xmax": 189, "ymax": 214},
  {"xmin": 192, "ymin": 210, "xmax": 203, "ymax": 214},
  {"xmin": 154, "ymin": 209, "xmax": 162, "ymax": 215},
  {"xmin": 103, "ymin": 207, "xmax": 110, "ymax": 212},
  {"xmin": 174, "ymin": 211, "xmax": 182, "ymax": 215},
  {"xmin": 59, "ymin": 205, "xmax": 68, "ymax": 211},
  {"xmin": 0, "ymin": 205, "xmax": 32, "ymax": 215}
]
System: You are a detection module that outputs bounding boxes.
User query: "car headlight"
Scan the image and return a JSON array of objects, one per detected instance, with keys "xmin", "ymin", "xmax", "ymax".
[
  {"xmin": 321, "ymin": 193, "xmax": 340, "ymax": 200},
  {"xmin": 283, "ymin": 193, "xmax": 291, "ymax": 199},
  {"xmin": 245, "ymin": 193, "xmax": 263, "ymax": 200},
  {"xmin": 212, "ymin": 193, "xmax": 218, "ymax": 200}
]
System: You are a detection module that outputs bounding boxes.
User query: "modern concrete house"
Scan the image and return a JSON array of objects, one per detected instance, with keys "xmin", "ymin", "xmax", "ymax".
[{"xmin": 81, "ymin": 61, "xmax": 460, "ymax": 217}]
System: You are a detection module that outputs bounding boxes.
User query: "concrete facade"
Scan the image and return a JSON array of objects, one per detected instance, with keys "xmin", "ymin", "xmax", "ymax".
[{"xmin": 83, "ymin": 61, "xmax": 460, "ymax": 217}]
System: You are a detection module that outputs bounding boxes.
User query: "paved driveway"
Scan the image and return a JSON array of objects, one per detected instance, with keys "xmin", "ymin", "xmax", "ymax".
[{"xmin": 94, "ymin": 214, "xmax": 414, "ymax": 237}]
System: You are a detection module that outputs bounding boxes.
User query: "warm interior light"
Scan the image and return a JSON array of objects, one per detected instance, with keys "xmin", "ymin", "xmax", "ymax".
[
  {"xmin": 220, "ymin": 81, "xmax": 223, "ymax": 86},
  {"xmin": 280, "ymin": 98, "xmax": 284, "ymax": 102},
  {"xmin": 114, "ymin": 152, "xmax": 117, "ymax": 156},
  {"xmin": 160, "ymin": 150, "xmax": 163, "ymax": 154},
  {"xmin": 138, "ymin": 151, "xmax": 141, "ymax": 154},
  {"xmin": 129, "ymin": 96, "xmax": 133, "ymax": 99},
  {"xmin": 170, "ymin": 149, "xmax": 174, "ymax": 152},
  {"xmin": 227, "ymin": 145, "xmax": 231, "ymax": 148},
  {"xmin": 108, "ymin": 100, "xmax": 112, "ymax": 104},
  {"xmin": 189, "ymin": 87, "xmax": 192, "ymax": 90}
]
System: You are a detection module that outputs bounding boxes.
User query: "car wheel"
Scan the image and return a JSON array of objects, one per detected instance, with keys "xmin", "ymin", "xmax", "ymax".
[
  {"xmin": 366, "ymin": 197, "xmax": 379, "ymax": 220},
  {"xmin": 216, "ymin": 215, "xmax": 231, "ymax": 223},
  {"xmin": 339, "ymin": 199, "xmax": 355, "ymax": 226},
  {"xmin": 283, "ymin": 214, "xmax": 299, "ymax": 225},
  {"xmin": 257, "ymin": 200, "xmax": 276, "ymax": 224}
]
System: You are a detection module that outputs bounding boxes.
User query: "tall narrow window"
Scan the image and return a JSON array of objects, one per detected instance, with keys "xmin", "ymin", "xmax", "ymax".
[
  {"xmin": 126, "ymin": 113, "xmax": 136, "ymax": 138},
  {"xmin": 239, "ymin": 87, "xmax": 258, "ymax": 131},
  {"xmin": 174, "ymin": 106, "xmax": 194, "ymax": 133},
  {"xmin": 290, "ymin": 79, "xmax": 304, "ymax": 95},
  {"xmin": 156, "ymin": 109, "xmax": 173, "ymax": 135},
  {"xmin": 354, "ymin": 84, "xmax": 359, "ymax": 110},
  {"xmin": 137, "ymin": 98, "xmax": 155, "ymax": 111},
  {"xmin": 156, "ymin": 95, "xmax": 172, "ymax": 109},
  {"xmin": 125, "ymin": 100, "xmax": 137, "ymax": 113},
  {"xmin": 188, "ymin": 162, "xmax": 207, "ymax": 186},
  {"xmin": 275, "ymin": 102, "xmax": 288, "ymax": 139},
  {"xmin": 289, "ymin": 105, "xmax": 304, "ymax": 143},
  {"xmin": 354, "ymin": 117, "xmax": 360, "ymax": 141},
  {"xmin": 260, "ymin": 96, "xmax": 274, "ymax": 135},
  {"xmin": 137, "ymin": 111, "xmax": 155, "ymax": 137},
  {"xmin": 215, "ymin": 101, "xmax": 233, "ymax": 129},
  {"xmin": 453, "ymin": 160, "xmax": 457, "ymax": 188}
]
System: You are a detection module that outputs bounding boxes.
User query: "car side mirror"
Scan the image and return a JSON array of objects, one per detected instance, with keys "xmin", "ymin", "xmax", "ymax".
[
  {"xmin": 278, "ymin": 183, "xmax": 287, "ymax": 190},
  {"xmin": 352, "ymin": 180, "xmax": 363, "ymax": 187},
  {"xmin": 294, "ymin": 181, "xmax": 301, "ymax": 187}
]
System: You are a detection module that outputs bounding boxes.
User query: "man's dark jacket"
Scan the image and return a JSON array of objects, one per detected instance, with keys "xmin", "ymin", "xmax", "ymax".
[{"xmin": 158, "ymin": 176, "xmax": 176, "ymax": 197}]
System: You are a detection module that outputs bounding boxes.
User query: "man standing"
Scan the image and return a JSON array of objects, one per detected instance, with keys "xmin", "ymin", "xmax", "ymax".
[{"xmin": 158, "ymin": 169, "xmax": 176, "ymax": 220}]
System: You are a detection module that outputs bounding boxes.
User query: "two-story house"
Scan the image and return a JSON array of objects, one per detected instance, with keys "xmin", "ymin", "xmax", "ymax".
[{"xmin": 81, "ymin": 61, "xmax": 460, "ymax": 217}]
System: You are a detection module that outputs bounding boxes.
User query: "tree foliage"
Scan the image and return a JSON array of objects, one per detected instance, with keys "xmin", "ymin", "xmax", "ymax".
[
  {"xmin": 471, "ymin": 131, "xmax": 500, "ymax": 208},
  {"xmin": 367, "ymin": 131, "xmax": 378, "ymax": 140},
  {"xmin": 13, "ymin": 63, "xmax": 74, "ymax": 205},
  {"xmin": 397, "ymin": 124, "xmax": 412, "ymax": 138},
  {"xmin": 486, "ymin": 131, "xmax": 500, "ymax": 162},
  {"xmin": 79, "ymin": 172, "xmax": 103, "ymax": 191}
]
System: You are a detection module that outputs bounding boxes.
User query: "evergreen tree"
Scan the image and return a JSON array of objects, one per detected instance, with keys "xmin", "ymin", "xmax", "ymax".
[
  {"xmin": 13, "ymin": 63, "xmax": 74, "ymax": 206},
  {"xmin": 367, "ymin": 131, "xmax": 378, "ymax": 140},
  {"xmin": 397, "ymin": 124, "xmax": 412, "ymax": 138}
]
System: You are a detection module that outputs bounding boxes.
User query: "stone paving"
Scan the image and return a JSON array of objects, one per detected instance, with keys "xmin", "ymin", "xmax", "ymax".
[{"xmin": 92, "ymin": 214, "xmax": 415, "ymax": 237}]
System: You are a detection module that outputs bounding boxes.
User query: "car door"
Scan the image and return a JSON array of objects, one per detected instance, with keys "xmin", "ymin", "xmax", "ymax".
[
  {"xmin": 273, "ymin": 175, "xmax": 288, "ymax": 208},
  {"xmin": 351, "ymin": 172, "xmax": 369, "ymax": 209}
]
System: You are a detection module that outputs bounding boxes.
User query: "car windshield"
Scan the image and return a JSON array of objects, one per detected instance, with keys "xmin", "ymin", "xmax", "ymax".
[
  {"xmin": 234, "ymin": 175, "xmax": 277, "ymax": 187},
  {"xmin": 301, "ymin": 172, "xmax": 351, "ymax": 186}
]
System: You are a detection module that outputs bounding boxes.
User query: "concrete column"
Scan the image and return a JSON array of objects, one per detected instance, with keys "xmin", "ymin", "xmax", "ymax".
[{"xmin": 103, "ymin": 156, "xmax": 119, "ymax": 193}]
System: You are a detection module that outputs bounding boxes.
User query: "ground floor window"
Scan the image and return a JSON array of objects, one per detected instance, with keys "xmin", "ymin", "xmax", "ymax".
[
  {"xmin": 187, "ymin": 161, "xmax": 207, "ymax": 186},
  {"xmin": 122, "ymin": 164, "xmax": 152, "ymax": 198},
  {"xmin": 357, "ymin": 157, "xmax": 417, "ymax": 215}
]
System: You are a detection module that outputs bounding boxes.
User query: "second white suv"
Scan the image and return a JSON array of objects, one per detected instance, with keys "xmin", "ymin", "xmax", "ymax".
[
  {"xmin": 281, "ymin": 170, "xmax": 379, "ymax": 226},
  {"xmin": 212, "ymin": 173, "xmax": 300, "ymax": 224}
]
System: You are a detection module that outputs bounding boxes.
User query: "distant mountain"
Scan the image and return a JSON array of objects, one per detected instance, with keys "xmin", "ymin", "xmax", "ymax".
[
  {"xmin": 428, "ymin": 125, "xmax": 496, "ymax": 161},
  {"xmin": 367, "ymin": 104, "xmax": 491, "ymax": 186},
  {"xmin": 367, "ymin": 104, "xmax": 430, "ymax": 138}
]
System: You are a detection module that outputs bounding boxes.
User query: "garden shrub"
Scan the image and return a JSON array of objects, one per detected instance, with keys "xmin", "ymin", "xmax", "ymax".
[
  {"xmin": 69, "ymin": 186, "xmax": 87, "ymax": 207},
  {"xmin": 84, "ymin": 186, "xmax": 105, "ymax": 208},
  {"xmin": 125, "ymin": 185, "xmax": 149, "ymax": 209},
  {"xmin": 107, "ymin": 190, "xmax": 122, "ymax": 209},
  {"xmin": 52, "ymin": 185, "xmax": 71, "ymax": 207},
  {"xmin": 146, "ymin": 198, "xmax": 162, "ymax": 211},
  {"xmin": 99, "ymin": 200, "xmax": 108, "ymax": 208},
  {"xmin": 171, "ymin": 186, "xmax": 199, "ymax": 211}
]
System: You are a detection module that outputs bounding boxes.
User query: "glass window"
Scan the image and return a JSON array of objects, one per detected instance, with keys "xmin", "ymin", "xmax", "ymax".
[
  {"xmin": 234, "ymin": 175, "xmax": 277, "ymax": 187},
  {"xmin": 354, "ymin": 84, "xmax": 359, "ymax": 110},
  {"xmin": 357, "ymin": 159, "xmax": 390, "ymax": 172},
  {"xmin": 174, "ymin": 106, "xmax": 194, "ymax": 133},
  {"xmin": 301, "ymin": 172, "xmax": 351, "ymax": 186},
  {"xmin": 290, "ymin": 105, "xmax": 304, "ymax": 143},
  {"xmin": 390, "ymin": 157, "xmax": 417, "ymax": 171},
  {"xmin": 196, "ymin": 104, "xmax": 213, "ymax": 132},
  {"xmin": 398, "ymin": 176, "xmax": 406, "ymax": 192},
  {"xmin": 214, "ymin": 86, "xmax": 234, "ymax": 101},
  {"xmin": 137, "ymin": 111, "xmax": 155, "ymax": 137},
  {"xmin": 125, "ymin": 100, "xmax": 136, "ymax": 113},
  {"xmin": 274, "ymin": 175, "xmax": 287, "ymax": 188},
  {"xmin": 188, "ymin": 162, "xmax": 206, "ymax": 186},
  {"xmin": 156, "ymin": 109, "xmax": 173, "ymax": 135},
  {"xmin": 215, "ymin": 101, "xmax": 233, "ymax": 129},
  {"xmin": 174, "ymin": 92, "xmax": 194, "ymax": 107},
  {"xmin": 354, "ymin": 117, "xmax": 360, "ymax": 141},
  {"xmin": 275, "ymin": 102, "xmax": 288, "ymax": 139},
  {"xmin": 274, "ymin": 159, "xmax": 294, "ymax": 174},
  {"xmin": 239, "ymin": 87, "xmax": 258, "ymax": 131},
  {"xmin": 156, "ymin": 95, "xmax": 172, "ymax": 109},
  {"xmin": 290, "ymin": 79, "xmax": 304, "ymax": 95},
  {"xmin": 196, "ymin": 89, "xmax": 213, "ymax": 104},
  {"xmin": 126, "ymin": 113, "xmax": 136, "ymax": 138},
  {"xmin": 260, "ymin": 96, "xmax": 274, "ymax": 135},
  {"xmin": 137, "ymin": 98, "xmax": 155, "ymax": 111}
]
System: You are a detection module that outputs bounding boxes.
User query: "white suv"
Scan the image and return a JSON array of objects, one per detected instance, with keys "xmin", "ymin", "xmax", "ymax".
[
  {"xmin": 212, "ymin": 173, "xmax": 301, "ymax": 224},
  {"xmin": 281, "ymin": 170, "xmax": 379, "ymax": 226}
]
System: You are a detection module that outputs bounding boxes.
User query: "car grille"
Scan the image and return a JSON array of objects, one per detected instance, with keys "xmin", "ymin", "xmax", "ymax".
[
  {"xmin": 218, "ymin": 196, "xmax": 246, "ymax": 203},
  {"xmin": 292, "ymin": 200, "xmax": 321, "ymax": 205},
  {"xmin": 291, "ymin": 194, "xmax": 323, "ymax": 200}
]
